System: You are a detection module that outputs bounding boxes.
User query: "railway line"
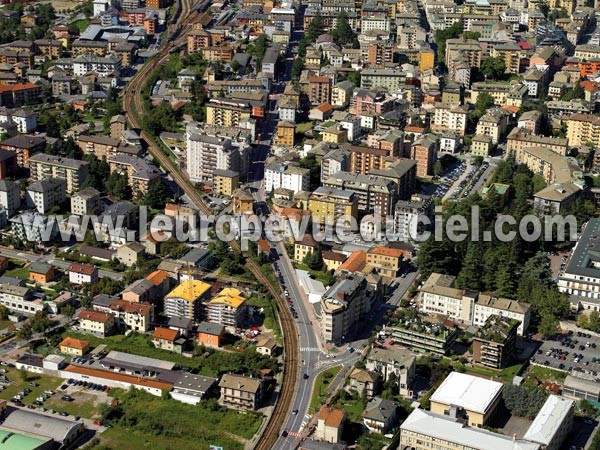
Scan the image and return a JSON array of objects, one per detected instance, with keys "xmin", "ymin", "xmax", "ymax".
[{"xmin": 122, "ymin": 3, "xmax": 300, "ymax": 448}]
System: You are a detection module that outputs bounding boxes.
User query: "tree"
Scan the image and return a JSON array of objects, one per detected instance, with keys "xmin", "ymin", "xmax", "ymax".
[
  {"xmin": 291, "ymin": 57, "xmax": 305, "ymax": 80},
  {"xmin": 298, "ymin": 153, "xmax": 321, "ymax": 190},
  {"xmin": 105, "ymin": 172, "xmax": 132, "ymax": 200},
  {"xmin": 561, "ymin": 84, "xmax": 584, "ymax": 101},
  {"xmin": 433, "ymin": 160, "xmax": 444, "ymax": 176},
  {"xmin": 306, "ymin": 13, "xmax": 326, "ymax": 42},
  {"xmin": 230, "ymin": 59, "xmax": 241, "ymax": 73},
  {"xmin": 303, "ymin": 251, "xmax": 324, "ymax": 271},
  {"xmin": 463, "ymin": 31, "xmax": 481, "ymax": 40},
  {"xmin": 456, "ymin": 245, "xmax": 483, "ymax": 290},
  {"xmin": 0, "ymin": 305, "xmax": 8, "ymax": 320},
  {"xmin": 331, "ymin": 12, "xmax": 355, "ymax": 45},
  {"xmin": 539, "ymin": 312, "xmax": 559, "ymax": 338},
  {"xmin": 434, "ymin": 22, "xmax": 463, "ymax": 63},
  {"xmin": 18, "ymin": 367, "xmax": 28, "ymax": 382},
  {"xmin": 61, "ymin": 304, "xmax": 76, "ymax": 321},
  {"xmin": 503, "ymin": 385, "xmax": 547, "ymax": 419},
  {"xmin": 480, "ymin": 56, "xmax": 506, "ymax": 80},
  {"xmin": 30, "ymin": 311, "xmax": 52, "ymax": 333},
  {"xmin": 17, "ymin": 324, "xmax": 32, "ymax": 340},
  {"xmin": 144, "ymin": 181, "xmax": 171, "ymax": 209},
  {"xmin": 160, "ymin": 237, "xmax": 189, "ymax": 259}
]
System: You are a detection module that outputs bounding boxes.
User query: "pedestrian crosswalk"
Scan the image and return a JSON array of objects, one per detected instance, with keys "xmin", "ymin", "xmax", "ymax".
[
  {"xmin": 300, "ymin": 347, "xmax": 320, "ymax": 352},
  {"xmin": 285, "ymin": 431, "xmax": 302, "ymax": 438}
]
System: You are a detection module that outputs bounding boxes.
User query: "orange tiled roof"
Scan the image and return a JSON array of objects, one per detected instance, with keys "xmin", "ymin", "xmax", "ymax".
[
  {"xmin": 337, "ymin": 250, "xmax": 367, "ymax": 273},
  {"xmin": 369, "ymin": 246, "xmax": 404, "ymax": 258},
  {"xmin": 317, "ymin": 406, "xmax": 346, "ymax": 427},
  {"xmin": 146, "ymin": 270, "xmax": 170, "ymax": 287},
  {"xmin": 153, "ymin": 327, "xmax": 178, "ymax": 341},
  {"xmin": 59, "ymin": 337, "xmax": 90, "ymax": 350}
]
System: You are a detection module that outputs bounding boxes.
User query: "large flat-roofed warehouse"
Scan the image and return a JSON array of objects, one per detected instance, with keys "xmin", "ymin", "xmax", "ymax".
[{"xmin": 0, "ymin": 408, "xmax": 83, "ymax": 447}]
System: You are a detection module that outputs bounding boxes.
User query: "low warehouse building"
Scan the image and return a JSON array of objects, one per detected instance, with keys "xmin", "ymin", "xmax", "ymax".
[{"xmin": 0, "ymin": 409, "xmax": 84, "ymax": 447}]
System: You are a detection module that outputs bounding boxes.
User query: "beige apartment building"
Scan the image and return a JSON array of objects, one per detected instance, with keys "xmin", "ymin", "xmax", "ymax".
[
  {"xmin": 218, "ymin": 374, "xmax": 265, "ymax": 411},
  {"xmin": 475, "ymin": 109, "xmax": 509, "ymax": 144},
  {"xmin": 420, "ymin": 273, "xmax": 477, "ymax": 323},
  {"xmin": 206, "ymin": 98, "xmax": 252, "ymax": 128},
  {"xmin": 431, "ymin": 103, "xmax": 469, "ymax": 135},
  {"xmin": 506, "ymin": 128, "xmax": 569, "ymax": 156},
  {"xmin": 308, "ymin": 187, "xmax": 358, "ymax": 226},
  {"xmin": 29, "ymin": 153, "xmax": 89, "ymax": 194},
  {"xmin": 430, "ymin": 372, "xmax": 504, "ymax": 427},
  {"xmin": 470, "ymin": 82, "xmax": 528, "ymax": 107},
  {"xmin": 566, "ymin": 113, "xmax": 600, "ymax": 148},
  {"xmin": 445, "ymin": 38, "xmax": 482, "ymax": 69},
  {"xmin": 515, "ymin": 146, "xmax": 576, "ymax": 185}
]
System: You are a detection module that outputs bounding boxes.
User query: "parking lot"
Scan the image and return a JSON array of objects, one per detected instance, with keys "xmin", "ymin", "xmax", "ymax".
[
  {"xmin": 530, "ymin": 331, "xmax": 600, "ymax": 377},
  {"xmin": 202, "ymin": 194, "xmax": 230, "ymax": 211},
  {"xmin": 433, "ymin": 161, "xmax": 466, "ymax": 199}
]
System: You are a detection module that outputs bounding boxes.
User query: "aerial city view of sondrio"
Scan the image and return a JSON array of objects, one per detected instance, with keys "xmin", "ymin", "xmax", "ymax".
[{"xmin": 0, "ymin": 0, "xmax": 598, "ymax": 449}]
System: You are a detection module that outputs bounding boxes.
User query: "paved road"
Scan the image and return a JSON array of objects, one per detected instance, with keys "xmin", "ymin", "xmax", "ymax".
[{"xmin": 0, "ymin": 247, "xmax": 124, "ymax": 281}]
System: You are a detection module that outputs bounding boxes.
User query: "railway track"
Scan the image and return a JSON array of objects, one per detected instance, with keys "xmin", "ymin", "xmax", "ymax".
[{"xmin": 122, "ymin": 3, "xmax": 300, "ymax": 448}]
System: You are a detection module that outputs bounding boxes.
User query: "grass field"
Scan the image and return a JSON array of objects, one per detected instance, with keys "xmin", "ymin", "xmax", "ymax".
[
  {"xmin": 0, "ymin": 369, "xmax": 64, "ymax": 405},
  {"xmin": 72, "ymin": 19, "xmax": 91, "ymax": 32},
  {"xmin": 87, "ymin": 389, "xmax": 262, "ymax": 450},
  {"xmin": 44, "ymin": 389, "xmax": 104, "ymax": 419},
  {"xmin": 309, "ymin": 366, "xmax": 341, "ymax": 413},
  {"xmin": 4, "ymin": 264, "xmax": 29, "ymax": 280}
]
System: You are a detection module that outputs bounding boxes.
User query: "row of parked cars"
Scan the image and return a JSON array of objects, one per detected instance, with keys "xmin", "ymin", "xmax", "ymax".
[
  {"xmin": 67, "ymin": 378, "xmax": 110, "ymax": 392},
  {"xmin": 276, "ymin": 266, "xmax": 298, "ymax": 319}
]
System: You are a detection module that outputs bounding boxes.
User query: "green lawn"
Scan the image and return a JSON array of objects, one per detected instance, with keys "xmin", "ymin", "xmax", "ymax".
[
  {"xmin": 296, "ymin": 122, "xmax": 313, "ymax": 133},
  {"xmin": 44, "ymin": 390, "xmax": 103, "ymax": 419},
  {"xmin": 4, "ymin": 265, "xmax": 29, "ymax": 280},
  {"xmin": 467, "ymin": 363, "xmax": 523, "ymax": 382},
  {"xmin": 72, "ymin": 19, "xmax": 90, "ymax": 33},
  {"xmin": 309, "ymin": 366, "xmax": 342, "ymax": 413},
  {"xmin": 333, "ymin": 394, "xmax": 365, "ymax": 422},
  {"xmin": 525, "ymin": 364, "xmax": 567, "ymax": 384},
  {"xmin": 87, "ymin": 389, "xmax": 262, "ymax": 450},
  {"xmin": 0, "ymin": 369, "xmax": 64, "ymax": 405}
]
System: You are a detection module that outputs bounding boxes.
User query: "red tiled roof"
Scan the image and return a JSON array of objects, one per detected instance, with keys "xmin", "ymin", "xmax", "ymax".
[
  {"xmin": 109, "ymin": 299, "xmax": 152, "ymax": 315},
  {"xmin": 317, "ymin": 406, "xmax": 345, "ymax": 427},
  {"xmin": 153, "ymin": 327, "xmax": 178, "ymax": 341},
  {"xmin": 369, "ymin": 246, "xmax": 404, "ymax": 258},
  {"xmin": 68, "ymin": 262, "xmax": 97, "ymax": 276},
  {"xmin": 0, "ymin": 82, "xmax": 38, "ymax": 94},
  {"xmin": 337, "ymin": 251, "xmax": 366, "ymax": 273},
  {"xmin": 78, "ymin": 309, "xmax": 112, "ymax": 323}
]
